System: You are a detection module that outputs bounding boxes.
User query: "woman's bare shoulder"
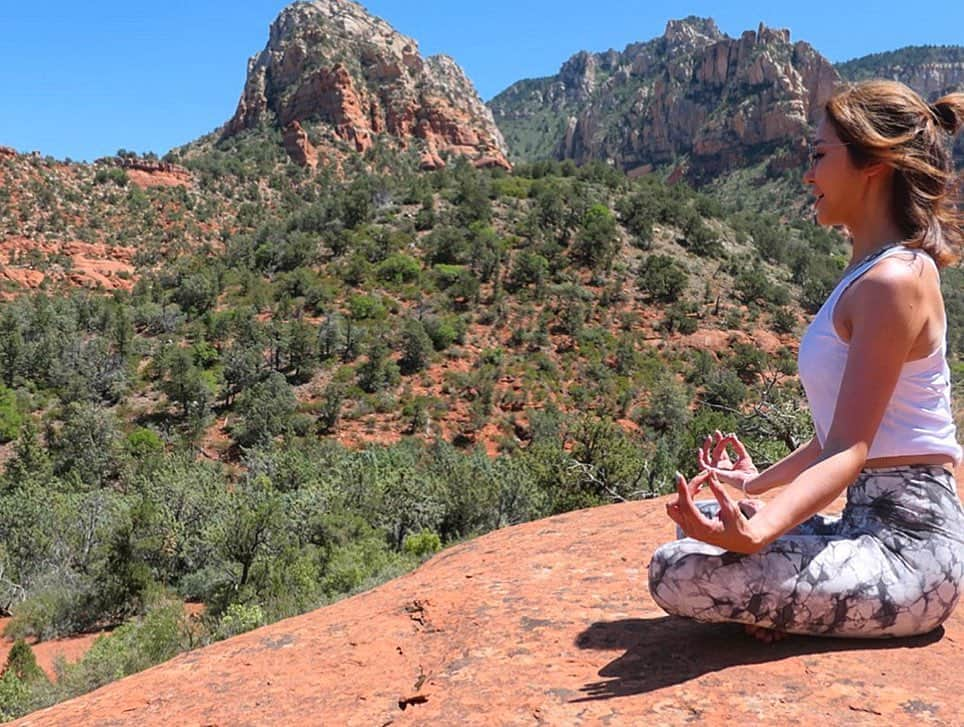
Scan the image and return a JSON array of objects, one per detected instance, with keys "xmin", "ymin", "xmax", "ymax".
[{"xmin": 856, "ymin": 251, "xmax": 935, "ymax": 299}]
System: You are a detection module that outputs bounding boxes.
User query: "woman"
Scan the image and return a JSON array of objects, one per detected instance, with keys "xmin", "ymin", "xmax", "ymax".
[{"xmin": 648, "ymin": 80, "xmax": 964, "ymax": 640}]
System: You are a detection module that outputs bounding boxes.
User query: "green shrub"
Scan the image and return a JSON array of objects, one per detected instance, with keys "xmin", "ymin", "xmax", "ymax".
[
  {"xmin": 433, "ymin": 264, "xmax": 467, "ymax": 289},
  {"xmin": 318, "ymin": 382, "xmax": 346, "ymax": 434},
  {"xmin": 124, "ymin": 428, "xmax": 165, "ymax": 458},
  {"xmin": 507, "ymin": 250, "xmax": 549, "ymax": 295},
  {"xmin": 661, "ymin": 302, "xmax": 699, "ymax": 335},
  {"xmin": 421, "ymin": 315, "xmax": 462, "ymax": 351},
  {"xmin": 376, "ymin": 253, "xmax": 421, "ymax": 284},
  {"xmin": 572, "ymin": 203, "xmax": 618, "ymax": 272},
  {"xmin": 701, "ymin": 368, "xmax": 748, "ymax": 411},
  {"xmin": 772, "ymin": 306, "xmax": 797, "ymax": 334},
  {"xmin": 232, "ymin": 372, "xmax": 297, "ymax": 448},
  {"xmin": 2, "ymin": 640, "xmax": 47, "ymax": 684},
  {"xmin": 638, "ymin": 255, "xmax": 688, "ymax": 302},
  {"xmin": 347, "ymin": 294, "xmax": 385, "ymax": 320},
  {"xmin": 492, "ymin": 176, "xmax": 532, "ymax": 199},
  {"xmin": 320, "ymin": 537, "xmax": 401, "ymax": 596},
  {"xmin": 0, "ymin": 670, "xmax": 35, "ymax": 723},
  {"xmin": 680, "ymin": 216, "xmax": 722, "ymax": 257},
  {"xmin": 642, "ymin": 376, "xmax": 692, "ymax": 435},
  {"xmin": 4, "ymin": 583, "xmax": 95, "ymax": 642},
  {"xmin": 734, "ymin": 268, "xmax": 771, "ymax": 304},
  {"xmin": 214, "ymin": 602, "xmax": 265, "ymax": 640},
  {"xmin": 0, "ymin": 384, "xmax": 22, "ymax": 443},
  {"xmin": 398, "ymin": 319, "xmax": 433, "ymax": 375},
  {"xmin": 402, "ymin": 530, "xmax": 442, "ymax": 558},
  {"xmin": 93, "ymin": 167, "xmax": 128, "ymax": 187},
  {"xmin": 56, "ymin": 600, "xmax": 190, "ymax": 697},
  {"xmin": 356, "ymin": 339, "xmax": 400, "ymax": 394}
]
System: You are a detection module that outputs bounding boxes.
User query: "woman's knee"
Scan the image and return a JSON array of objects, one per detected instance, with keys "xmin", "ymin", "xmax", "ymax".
[{"xmin": 648, "ymin": 542, "xmax": 691, "ymax": 615}]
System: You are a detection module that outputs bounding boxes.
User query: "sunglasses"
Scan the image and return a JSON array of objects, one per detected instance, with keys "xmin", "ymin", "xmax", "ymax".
[{"xmin": 808, "ymin": 141, "xmax": 850, "ymax": 167}]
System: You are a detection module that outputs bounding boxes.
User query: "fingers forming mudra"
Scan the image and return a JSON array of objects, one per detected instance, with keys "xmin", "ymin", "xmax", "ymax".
[
  {"xmin": 668, "ymin": 470, "xmax": 760, "ymax": 554},
  {"xmin": 696, "ymin": 431, "xmax": 758, "ymax": 490}
]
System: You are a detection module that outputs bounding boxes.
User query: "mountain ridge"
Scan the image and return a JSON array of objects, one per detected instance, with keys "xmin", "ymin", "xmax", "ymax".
[
  {"xmin": 489, "ymin": 17, "xmax": 837, "ymax": 181},
  {"xmin": 488, "ymin": 17, "xmax": 964, "ymax": 177}
]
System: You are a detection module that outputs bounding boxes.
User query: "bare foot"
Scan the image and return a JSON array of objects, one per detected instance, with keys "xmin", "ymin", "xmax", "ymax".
[{"xmin": 744, "ymin": 624, "xmax": 789, "ymax": 643}]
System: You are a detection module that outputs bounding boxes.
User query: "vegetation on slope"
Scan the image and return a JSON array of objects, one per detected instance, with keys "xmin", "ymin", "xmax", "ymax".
[{"xmin": 3, "ymin": 134, "xmax": 964, "ymax": 718}]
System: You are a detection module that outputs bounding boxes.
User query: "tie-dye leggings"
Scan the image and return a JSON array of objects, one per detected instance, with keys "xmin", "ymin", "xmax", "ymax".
[{"xmin": 648, "ymin": 465, "xmax": 964, "ymax": 637}]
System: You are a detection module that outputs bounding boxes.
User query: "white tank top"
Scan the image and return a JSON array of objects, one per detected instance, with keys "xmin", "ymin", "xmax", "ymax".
[{"xmin": 797, "ymin": 244, "xmax": 962, "ymax": 464}]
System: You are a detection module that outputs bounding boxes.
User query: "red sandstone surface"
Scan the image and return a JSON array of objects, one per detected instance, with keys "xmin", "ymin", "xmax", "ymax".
[
  {"xmin": 124, "ymin": 168, "xmax": 190, "ymax": 190},
  {"xmin": 282, "ymin": 121, "xmax": 319, "ymax": 170},
  {"xmin": 14, "ymin": 489, "xmax": 964, "ymax": 726},
  {"xmin": 0, "ymin": 237, "xmax": 136, "ymax": 293}
]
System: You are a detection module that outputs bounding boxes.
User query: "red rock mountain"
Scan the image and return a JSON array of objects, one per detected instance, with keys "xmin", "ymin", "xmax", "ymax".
[
  {"xmin": 223, "ymin": 0, "xmax": 510, "ymax": 171},
  {"xmin": 490, "ymin": 18, "xmax": 839, "ymax": 180},
  {"xmin": 17, "ymin": 493, "xmax": 964, "ymax": 725}
]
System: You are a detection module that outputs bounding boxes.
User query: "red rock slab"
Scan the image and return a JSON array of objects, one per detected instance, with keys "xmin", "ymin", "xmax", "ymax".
[
  {"xmin": 124, "ymin": 169, "xmax": 191, "ymax": 189},
  {"xmin": 13, "ymin": 493, "xmax": 964, "ymax": 726}
]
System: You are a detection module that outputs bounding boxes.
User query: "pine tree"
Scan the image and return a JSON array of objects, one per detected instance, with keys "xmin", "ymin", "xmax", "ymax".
[{"xmin": 2, "ymin": 640, "xmax": 47, "ymax": 684}]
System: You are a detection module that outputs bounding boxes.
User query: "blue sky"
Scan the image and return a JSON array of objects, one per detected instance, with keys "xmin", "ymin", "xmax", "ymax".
[{"xmin": 2, "ymin": 0, "xmax": 961, "ymax": 161}]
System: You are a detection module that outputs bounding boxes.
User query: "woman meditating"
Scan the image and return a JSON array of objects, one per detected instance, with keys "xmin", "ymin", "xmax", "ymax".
[{"xmin": 649, "ymin": 80, "xmax": 964, "ymax": 640}]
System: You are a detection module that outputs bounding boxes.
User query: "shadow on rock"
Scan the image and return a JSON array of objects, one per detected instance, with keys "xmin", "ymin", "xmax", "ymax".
[{"xmin": 572, "ymin": 616, "xmax": 944, "ymax": 702}]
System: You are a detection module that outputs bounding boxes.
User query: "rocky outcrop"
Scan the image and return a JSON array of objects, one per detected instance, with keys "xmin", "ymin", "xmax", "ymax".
[
  {"xmin": 16, "ymin": 491, "xmax": 964, "ymax": 725},
  {"xmin": 491, "ymin": 17, "xmax": 839, "ymax": 180},
  {"xmin": 0, "ymin": 236, "xmax": 136, "ymax": 294},
  {"xmin": 878, "ymin": 62, "xmax": 964, "ymax": 98},
  {"xmin": 491, "ymin": 27, "xmax": 964, "ymax": 180},
  {"xmin": 282, "ymin": 120, "xmax": 318, "ymax": 168},
  {"xmin": 92, "ymin": 157, "xmax": 193, "ymax": 188},
  {"xmin": 224, "ymin": 0, "xmax": 509, "ymax": 170},
  {"xmin": 114, "ymin": 158, "xmax": 189, "ymax": 176},
  {"xmin": 836, "ymin": 47, "xmax": 964, "ymax": 99}
]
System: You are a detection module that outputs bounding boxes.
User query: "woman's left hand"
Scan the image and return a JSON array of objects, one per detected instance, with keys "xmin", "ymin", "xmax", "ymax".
[{"xmin": 666, "ymin": 471, "xmax": 764, "ymax": 554}]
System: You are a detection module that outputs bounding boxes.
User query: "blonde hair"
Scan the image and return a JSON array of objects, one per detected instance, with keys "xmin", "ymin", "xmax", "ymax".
[{"xmin": 824, "ymin": 79, "xmax": 964, "ymax": 267}]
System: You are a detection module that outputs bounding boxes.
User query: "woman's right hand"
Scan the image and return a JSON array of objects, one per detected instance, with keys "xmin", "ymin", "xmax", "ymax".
[{"xmin": 697, "ymin": 430, "xmax": 758, "ymax": 490}]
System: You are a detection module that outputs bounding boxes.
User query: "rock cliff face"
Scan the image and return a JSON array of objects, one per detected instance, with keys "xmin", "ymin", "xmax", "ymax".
[
  {"xmin": 836, "ymin": 47, "xmax": 964, "ymax": 99},
  {"xmin": 874, "ymin": 62, "xmax": 964, "ymax": 98},
  {"xmin": 490, "ymin": 17, "xmax": 838, "ymax": 180},
  {"xmin": 223, "ymin": 0, "xmax": 509, "ymax": 170},
  {"xmin": 491, "ymin": 26, "xmax": 964, "ymax": 179}
]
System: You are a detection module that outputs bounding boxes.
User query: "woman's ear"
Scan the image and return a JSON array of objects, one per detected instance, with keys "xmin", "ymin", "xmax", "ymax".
[{"xmin": 862, "ymin": 160, "xmax": 892, "ymax": 180}]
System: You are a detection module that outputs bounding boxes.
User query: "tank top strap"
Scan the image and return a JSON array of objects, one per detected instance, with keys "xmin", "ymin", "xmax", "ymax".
[{"xmin": 825, "ymin": 244, "xmax": 909, "ymax": 318}]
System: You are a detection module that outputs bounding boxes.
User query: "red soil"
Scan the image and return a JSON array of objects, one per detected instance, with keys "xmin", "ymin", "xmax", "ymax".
[
  {"xmin": 0, "ymin": 604, "xmax": 205, "ymax": 683},
  {"xmin": 0, "ymin": 619, "xmax": 109, "ymax": 681}
]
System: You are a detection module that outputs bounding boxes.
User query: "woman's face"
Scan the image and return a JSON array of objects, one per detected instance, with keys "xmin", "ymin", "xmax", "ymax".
[{"xmin": 803, "ymin": 118, "xmax": 864, "ymax": 228}]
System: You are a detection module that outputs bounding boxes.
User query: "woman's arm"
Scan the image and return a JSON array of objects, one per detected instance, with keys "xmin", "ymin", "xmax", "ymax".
[
  {"xmin": 697, "ymin": 432, "xmax": 821, "ymax": 494},
  {"xmin": 746, "ymin": 264, "xmax": 924, "ymax": 548},
  {"xmin": 744, "ymin": 436, "xmax": 822, "ymax": 496}
]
